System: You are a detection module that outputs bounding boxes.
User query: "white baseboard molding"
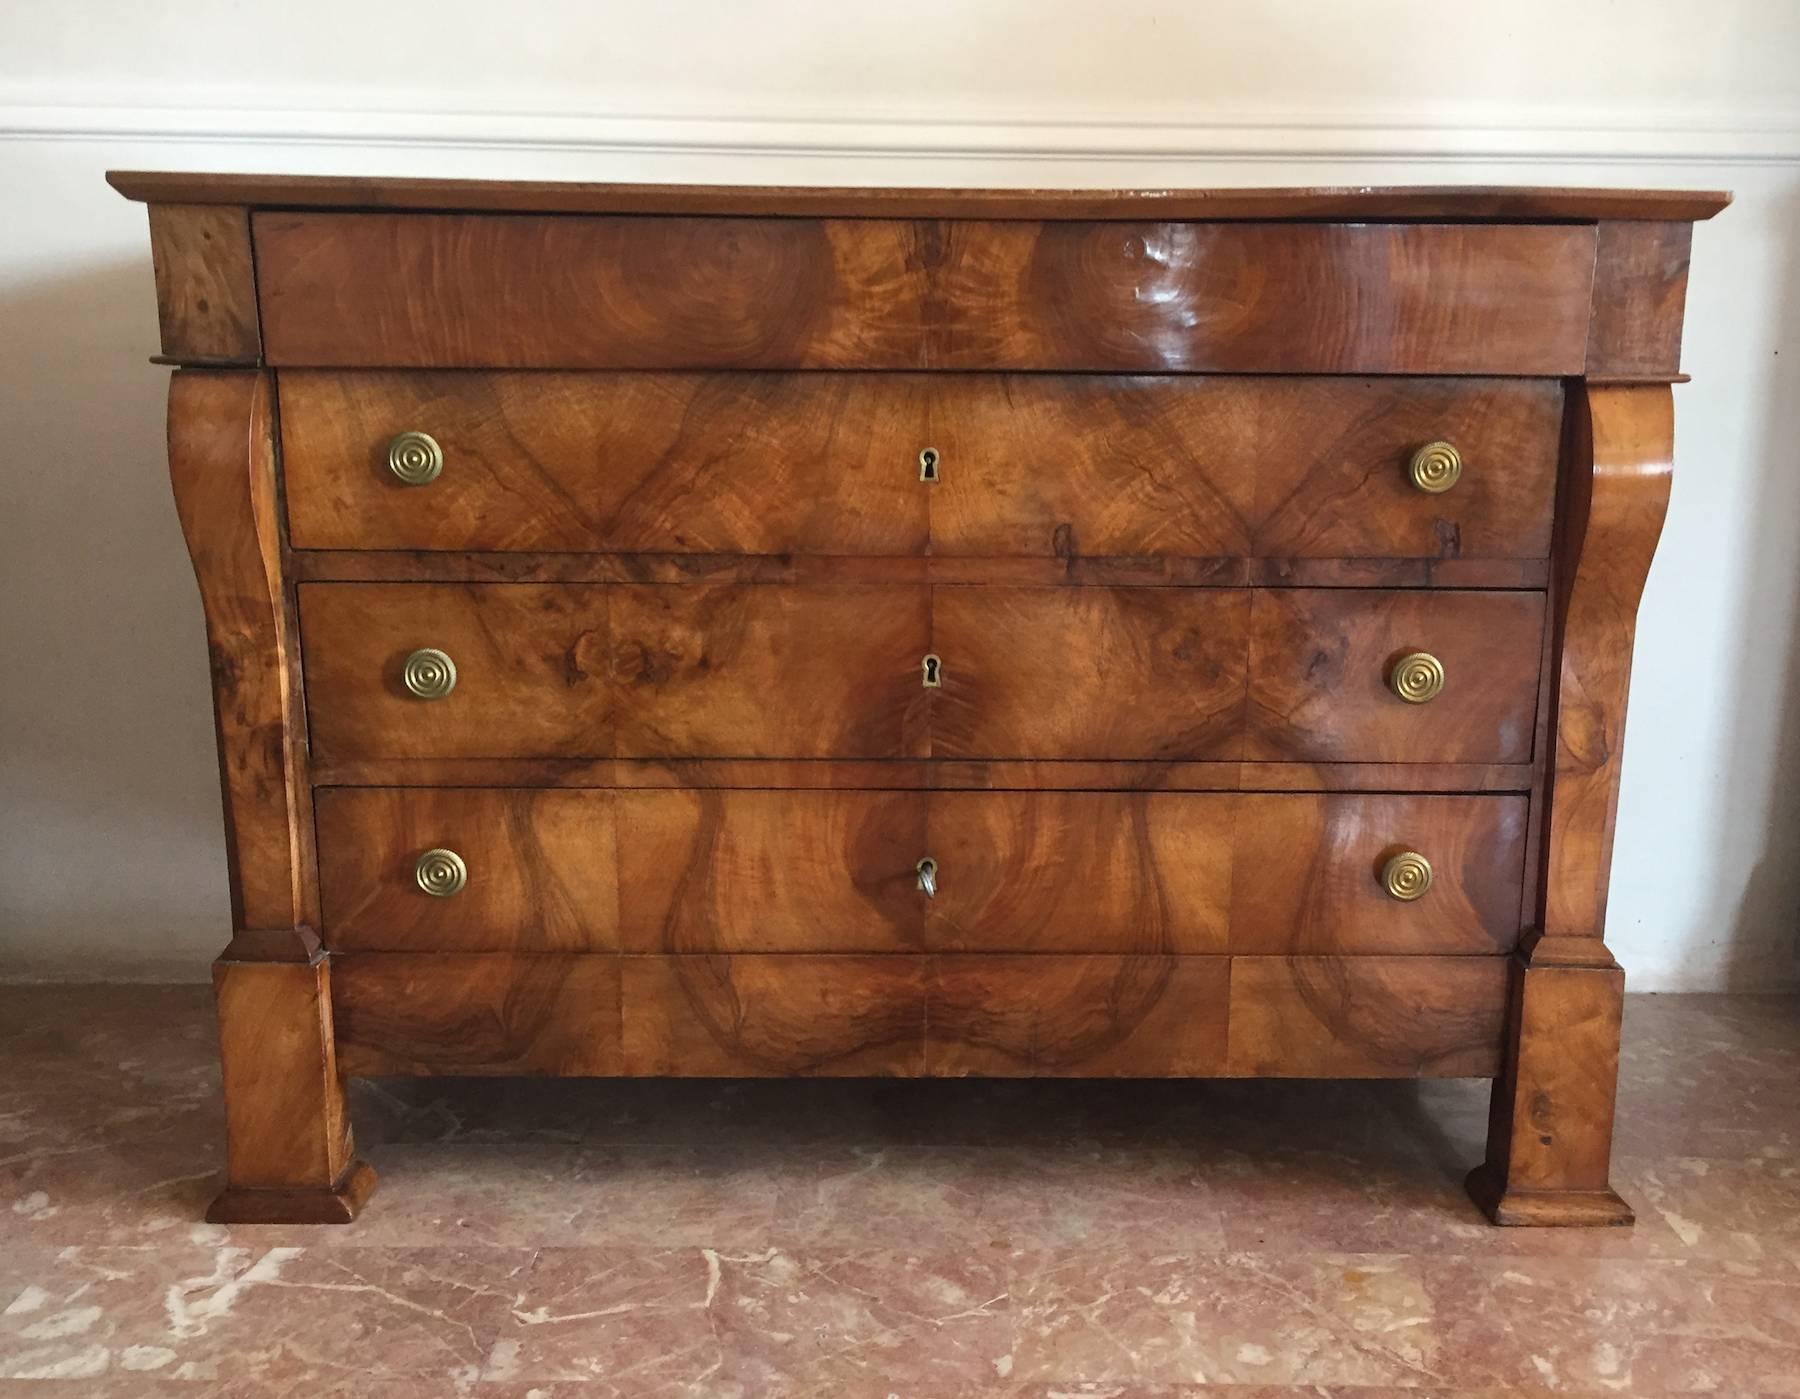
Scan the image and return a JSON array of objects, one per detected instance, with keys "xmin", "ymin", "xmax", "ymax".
[{"xmin": 4, "ymin": 95, "xmax": 1799, "ymax": 165}]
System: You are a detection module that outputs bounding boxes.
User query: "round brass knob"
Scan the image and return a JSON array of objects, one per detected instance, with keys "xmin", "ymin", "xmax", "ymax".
[
  {"xmin": 1388, "ymin": 651, "xmax": 1445, "ymax": 704},
  {"xmin": 401, "ymin": 647, "xmax": 457, "ymax": 700},
  {"xmin": 1381, "ymin": 851, "xmax": 1433, "ymax": 901},
  {"xmin": 415, "ymin": 848, "xmax": 467, "ymax": 897},
  {"xmin": 1408, "ymin": 440, "xmax": 1462, "ymax": 494},
  {"xmin": 387, "ymin": 431, "xmax": 444, "ymax": 486}
]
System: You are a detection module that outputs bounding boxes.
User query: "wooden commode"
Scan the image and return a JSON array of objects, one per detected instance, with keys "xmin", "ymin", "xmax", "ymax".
[{"xmin": 111, "ymin": 172, "xmax": 1728, "ymax": 1225}]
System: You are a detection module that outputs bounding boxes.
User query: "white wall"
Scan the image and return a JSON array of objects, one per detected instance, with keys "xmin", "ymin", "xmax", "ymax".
[{"xmin": 2, "ymin": 1, "xmax": 1797, "ymax": 988}]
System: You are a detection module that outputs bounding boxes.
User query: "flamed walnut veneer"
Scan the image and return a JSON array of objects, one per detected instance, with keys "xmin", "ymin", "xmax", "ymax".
[{"xmin": 111, "ymin": 172, "xmax": 1727, "ymax": 1226}]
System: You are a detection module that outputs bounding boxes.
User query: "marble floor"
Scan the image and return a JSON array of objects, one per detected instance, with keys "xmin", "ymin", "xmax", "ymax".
[{"xmin": 0, "ymin": 987, "xmax": 1796, "ymax": 1397}]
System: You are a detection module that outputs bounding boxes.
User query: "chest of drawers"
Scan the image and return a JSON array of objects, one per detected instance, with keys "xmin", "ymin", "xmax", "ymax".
[{"xmin": 112, "ymin": 172, "xmax": 1727, "ymax": 1226}]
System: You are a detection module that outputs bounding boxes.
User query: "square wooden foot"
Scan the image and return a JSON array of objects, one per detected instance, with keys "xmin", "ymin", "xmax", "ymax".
[
  {"xmin": 1465, "ymin": 1162, "xmax": 1634, "ymax": 1227},
  {"xmin": 207, "ymin": 1160, "xmax": 378, "ymax": 1225}
]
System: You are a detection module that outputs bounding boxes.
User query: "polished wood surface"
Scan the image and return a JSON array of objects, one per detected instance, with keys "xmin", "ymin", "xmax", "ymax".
[
  {"xmin": 146, "ymin": 205, "xmax": 260, "ymax": 364},
  {"xmin": 1245, "ymin": 589, "xmax": 1546, "ymax": 764},
  {"xmin": 327, "ymin": 951, "xmax": 1505, "ymax": 1078},
  {"xmin": 313, "ymin": 788, "xmax": 1524, "ymax": 956},
  {"xmin": 254, "ymin": 214, "xmax": 1596, "ymax": 374},
  {"xmin": 1225, "ymin": 956, "xmax": 1510, "ymax": 1077},
  {"xmin": 292, "ymin": 548, "xmax": 1550, "ymax": 591},
  {"xmin": 281, "ymin": 372, "xmax": 1559, "ymax": 561},
  {"xmin": 931, "ymin": 586, "xmax": 1249, "ymax": 760},
  {"xmin": 308, "ymin": 757, "xmax": 1538, "ymax": 793},
  {"xmin": 316, "ymin": 787, "xmax": 620, "ymax": 951},
  {"xmin": 124, "ymin": 173, "xmax": 1717, "ymax": 1225},
  {"xmin": 332, "ymin": 953, "xmax": 622, "ymax": 1076},
  {"xmin": 109, "ymin": 171, "xmax": 1733, "ymax": 222},
  {"xmin": 1535, "ymin": 386, "xmax": 1674, "ymax": 951},
  {"xmin": 167, "ymin": 372, "xmax": 320, "ymax": 954}
]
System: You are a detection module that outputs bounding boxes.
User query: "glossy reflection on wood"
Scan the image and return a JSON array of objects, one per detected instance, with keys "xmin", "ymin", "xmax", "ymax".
[
  {"xmin": 254, "ymin": 213, "xmax": 1597, "ymax": 374},
  {"xmin": 1245, "ymin": 589, "xmax": 1546, "ymax": 764},
  {"xmin": 280, "ymin": 371, "xmax": 1560, "ymax": 562}
]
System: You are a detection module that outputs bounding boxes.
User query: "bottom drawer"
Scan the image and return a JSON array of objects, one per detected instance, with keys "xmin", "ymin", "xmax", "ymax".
[{"xmin": 331, "ymin": 953, "xmax": 1508, "ymax": 1080}]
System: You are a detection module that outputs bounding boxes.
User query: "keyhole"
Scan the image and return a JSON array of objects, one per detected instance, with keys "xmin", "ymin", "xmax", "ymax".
[
  {"xmin": 921, "ymin": 653, "xmax": 942, "ymax": 688},
  {"xmin": 918, "ymin": 447, "xmax": 940, "ymax": 482}
]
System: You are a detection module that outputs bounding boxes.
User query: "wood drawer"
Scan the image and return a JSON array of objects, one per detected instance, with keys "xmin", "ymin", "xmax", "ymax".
[
  {"xmin": 299, "ymin": 583, "xmax": 1542, "ymax": 764},
  {"xmin": 315, "ymin": 788, "xmax": 1525, "ymax": 955},
  {"xmin": 329, "ymin": 951, "xmax": 1509, "ymax": 1079},
  {"xmin": 279, "ymin": 371, "xmax": 1560, "ymax": 562},
  {"xmin": 254, "ymin": 213, "xmax": 1595, "ymax": 374}
]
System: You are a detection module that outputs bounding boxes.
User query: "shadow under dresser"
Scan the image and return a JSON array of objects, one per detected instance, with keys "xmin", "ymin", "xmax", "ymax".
[{"xmin": 109, "ymin": 172, "xmax": 1729, "ymax": 1226}]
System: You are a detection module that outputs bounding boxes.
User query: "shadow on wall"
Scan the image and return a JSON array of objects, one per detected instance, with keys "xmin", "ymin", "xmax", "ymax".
[
  {"xmin": 0, "ymin": 257, "xmax": 231, "ymax": 980},
  {"xmin": 1726, "ymin": 185, "xmax": 1800, "ymax": 989}
]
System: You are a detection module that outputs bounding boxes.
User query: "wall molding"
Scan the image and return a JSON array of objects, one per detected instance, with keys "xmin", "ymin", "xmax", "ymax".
[{"xmin": 6, "ymin": 96, "xmax": 1800, "ymax": 165}]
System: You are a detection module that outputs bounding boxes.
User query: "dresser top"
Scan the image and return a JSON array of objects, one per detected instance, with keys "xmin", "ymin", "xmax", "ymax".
[{"xmin": 107, "ymin": 172, "xmax": 1730, "ymax": 223}]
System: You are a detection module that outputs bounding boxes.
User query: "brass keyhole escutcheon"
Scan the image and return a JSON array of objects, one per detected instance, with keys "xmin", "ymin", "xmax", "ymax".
[
  {"xmin": 1408, "ymin": 440, "xmax": 1462, "ymax": 494},
  {"xmin": 1381, "ymin": 850, "xmax": 1433, "ymax": 901},
  {"xmin": 1388, "ymin": 651, "xmax": 1445, "ymax": 704},
  {"xmin": 921, "ymin": 653, "xmax": 942, "ymax": 688},
  {"xmin": 402, "ymin": 647, "xmax": 458, "ymax": 700},
  {"xmin": 918, "ymin": 447, "xmax": 941, "ymax": 482},
  {"xmin": 415, "ymin": 848, "xmax": 467, "ymax": 897},
  {"xmin": 387, "ymin": 430, "xmax": 444, "ymax": 485}
]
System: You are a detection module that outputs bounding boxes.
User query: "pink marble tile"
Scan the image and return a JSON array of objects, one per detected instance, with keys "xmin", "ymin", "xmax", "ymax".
[
  {"xmin": 1007, "ymin": 1250, "xmax": 1448, "ymax": 1387},
  {"xmin": 1422, "ymin": 1254, "xmax": 1800, "ymax": 1394},
  {"xmin": 0, "ymin": 1245, "xmax": 519, "ymax": 1389},
  {"xmin": 488, "ymin": 1245, "xmax": 1013, "ymax": 1395}
]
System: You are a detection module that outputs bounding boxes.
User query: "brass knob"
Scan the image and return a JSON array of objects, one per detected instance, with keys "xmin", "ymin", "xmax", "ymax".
[
  {"xmin": 1381, "ymin": 851, "xmax": 1433, "ymax": 901},
  {"xmin": 387, "ymin": 431, "xmax": 444, "ymax": 485},
  {"xmin": 1388, "ymin": 651, "xmax": 1445, "ymax": 704},
  {"xmin": 401, "ymin": 648, "xmax": 457, "ymax": 700},
  {"xmin": 1408, "ymin": 441, "xmax": 1462, "ymax": 494},
  {"xmin": 415, "ymin": 848, "xmax": 467, "ymax": 897}
]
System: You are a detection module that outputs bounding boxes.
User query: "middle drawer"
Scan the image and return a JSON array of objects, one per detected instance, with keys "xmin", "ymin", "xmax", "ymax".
[
  {"xmin": 316, "ymin": 788, "xmax": 1527, "ymax": 955},
  {"xmin": 298, "ymin": 583, "xmax": 1544, "ymax": 764}
]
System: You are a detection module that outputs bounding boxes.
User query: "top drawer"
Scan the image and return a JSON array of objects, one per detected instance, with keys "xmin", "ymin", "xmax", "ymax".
[
  {"xmin": 280, "ymin": 373, "xmax": 1561, "ymax": 560},
  {"xmin": 252, "ymin": 214, "xmax": 1596, "ymax": 374}
]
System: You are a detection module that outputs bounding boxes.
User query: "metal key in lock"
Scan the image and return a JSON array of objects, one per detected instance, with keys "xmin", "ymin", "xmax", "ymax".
[{"xmin": 915, "ymin": 857, "xmax": 938, "ymax": 898}]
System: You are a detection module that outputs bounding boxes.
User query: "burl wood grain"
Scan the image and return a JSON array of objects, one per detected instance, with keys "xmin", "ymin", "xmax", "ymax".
[
  {"xmin": 1225, "ymin": 956, "xmax": 1510, "ymax": 1077},
  {"xmin": 1229, "ymin": 795, "xmax": 1527, "ymax": 955},
  {"xmin": 314, "ymin": 788, "xmax": 1526, "ymax": 956},
  {"xmin": 1244, "ymin": 589, "xmax": 1546, "ymax": 764},
  {"xmin": 931, "ymin": 586, "xmax": 1251, "ymax": 760},
  {"xmin": 146, "ymin": 204, "xmax": 260, "ymax": 364},
  {"xmin": 253, "ymin": 213, "xmax": 1597, "ymax": 374},
  {"xmin": 168, "ymin": 373, "xmax": 314, "ymax": 940},
  {"xmin": 616, "ymin": 790, "xmax": 926, "ymax": 954},
  {"xmin": 924, "ymin": 792, "xmax": 1232, "ymax": 954},
  {"xmin": 622, "ymin": 955, "xmax": 929, "ymax": 1076},
  {"xmin": 332, "ymin": 954, "xmax": 622, "ymax": 1076},
  {"xmin": 928, "ymin": 956, "xmax": 1231, "ymax": 1076},
  {"xmin": 316, "ymin": 787, "xmax": 619, "ymax": 951},
  {"xmin": 280, "ymin": 372, "xmax": 1560, "ymax": 562},
  {"xmin": 324, "ymin": 951, "xmax": 1507, "ymax": 1079}
]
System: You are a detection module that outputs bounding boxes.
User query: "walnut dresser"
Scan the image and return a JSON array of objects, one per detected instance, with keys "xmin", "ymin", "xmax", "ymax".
[{"xmin": 111, "ymin": 172, "xmax": 1727, "ymax": 1226}]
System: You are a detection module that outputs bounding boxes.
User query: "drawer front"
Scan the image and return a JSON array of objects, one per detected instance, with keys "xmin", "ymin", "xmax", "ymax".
[
  {"xmin": 255, "ymin": 213, "xmax": 1595, "ymax": 374},
  {"xmin": 281, "ymin": 371, "xmax": 1559, "ymax": 563},
  {"xmin": 330, "ymin": 951, "xmax": 1506, "ymax": 1079},
  {"xmin": 932, "ymin": 587, "xmax": 1250, "ymax": 760},
  {"xmin": 1246, "ymin": 589, "xmax": 1545, "ymax": 764},
  {"xmin": 299, "ymin": 582, "xmax": 930, "ymax": 761},
  {"xmin": 302, "ymin": 583, "xmax": 1542, "ymax": 764},
  {"xmin": 315, "ymin": 788, "xmax": 1523, "ymax": 956}
]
